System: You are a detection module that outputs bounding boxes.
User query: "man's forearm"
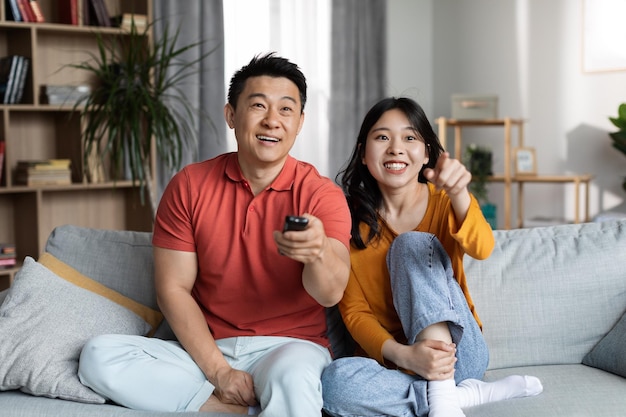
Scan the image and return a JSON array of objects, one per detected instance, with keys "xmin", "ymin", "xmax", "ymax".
[
  {"xmin": 158, "ymin": 290, "xmax": 229, "ymax": 383},
  {"xmin": 302, "ymin": 237, "xmax": 350, "ymax": 307}
]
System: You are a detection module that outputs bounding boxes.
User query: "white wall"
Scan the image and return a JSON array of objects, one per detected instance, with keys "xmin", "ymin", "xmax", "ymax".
[{"xmin": 387, "ymin": 0, "xmax": 626, "ymax": 228}]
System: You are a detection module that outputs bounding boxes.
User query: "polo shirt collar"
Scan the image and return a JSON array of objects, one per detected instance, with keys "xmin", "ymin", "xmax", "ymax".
[{"xmin": 225, "ymin": 153, "xmax": 296, "ymax": 191}]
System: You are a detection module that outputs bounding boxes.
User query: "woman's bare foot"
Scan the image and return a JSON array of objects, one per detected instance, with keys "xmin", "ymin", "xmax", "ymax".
[{"xmin": 200, "ymin": 394, "xmax": 249, "ymax": 414}]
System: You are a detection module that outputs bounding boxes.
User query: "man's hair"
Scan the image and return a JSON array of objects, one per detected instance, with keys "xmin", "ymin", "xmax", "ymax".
[{"xmin": 227, "ymin": 52, "xmax": 307, "ymax": 113}]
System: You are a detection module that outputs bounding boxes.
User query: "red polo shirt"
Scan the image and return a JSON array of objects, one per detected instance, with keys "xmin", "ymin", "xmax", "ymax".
[{"xmin": 153, "ymin": 153, "xmax": 351, "ymax": 347}]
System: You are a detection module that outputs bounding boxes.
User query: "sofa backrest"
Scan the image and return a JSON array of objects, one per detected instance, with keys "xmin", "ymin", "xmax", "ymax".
[
  {"xmin": 466, "ymin": 220, "xmax": 626, "ymax": 370},
  {"xmin": 44, "ymin": 224, "xmax": 157, "ymax": 310}
]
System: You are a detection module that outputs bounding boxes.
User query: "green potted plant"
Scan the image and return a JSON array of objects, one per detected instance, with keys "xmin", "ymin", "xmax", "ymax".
[
  {"xmin": 465, "ymin": 144, "xmax": 497, "ymax": 229},
  {"xmin": 609, "ymin": 102, "xmax": 626, "ymax": 192},
  {"xmin": 71, "ymin": 19, "xmax": 212, "ymax": 218}
]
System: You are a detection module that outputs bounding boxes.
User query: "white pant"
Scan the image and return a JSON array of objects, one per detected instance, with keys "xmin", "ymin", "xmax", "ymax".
[{"xmin": 78, "ymin": 334, "xmax": 332, "ymax": 417}]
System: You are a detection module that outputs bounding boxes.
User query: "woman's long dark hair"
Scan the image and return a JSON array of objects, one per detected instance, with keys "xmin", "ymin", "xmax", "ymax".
[{"xmin": 338, "ymin": 97, "xmax": 445, "ymax": 249}]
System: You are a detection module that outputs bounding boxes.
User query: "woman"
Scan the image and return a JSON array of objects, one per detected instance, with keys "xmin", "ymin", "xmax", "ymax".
[{"xmin": 322, "ymin": 97, "xmax": 542, "ymax": 417}]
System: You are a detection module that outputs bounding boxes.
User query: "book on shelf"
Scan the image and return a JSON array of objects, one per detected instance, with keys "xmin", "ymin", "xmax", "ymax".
[
  {"xmin": 10, "ymin": 56, "xmax": 28, "ymax": 104},
  {"xmin": 0, "ymin": 141, "xmax": 4, "ymax": 185},
  {"xmin": 0, "ymin": 252, "xmax": 16, "ymax": 260},
  {"xmin": 0, "ymin": 56, "xmax": 29, "ymax": 105},
  {"xmin": 17, "ymin": 159, "xmax": 71, "ymax": 170},
  {"xmin": 29, "ymin": 0, "xmax": 45, "ymax": 22},
  {"xmin": 0, "ymin": 243, "xmax": 16, "ymax": 255},
  {"xmin": 82, "ymin": 0, "xmax": 90, "ymax": 25},
  {"xmin": 0, "ymin": 56, "xmax": 20, "ymax": 104},
  {"xmin": 16, "ymin": 0, "xmax": 35, "ymax": 22},
  {"xmin": 0, "ymin": 257, "xmax": 17, "ymax": 267},
  {"xmin": 15, "ymin": 172, "xmax": 72, "ymax": 186},
  {"xmin": 6, "ymin": 0, "xmax": 23, "ymax": 22},
  {"xmin": 88, "ymin": 0, "xmax": 111, "ymax": 27},
  {"xmin": 58, "ymin": 0, "xmax": 78, "ymax": 25}
]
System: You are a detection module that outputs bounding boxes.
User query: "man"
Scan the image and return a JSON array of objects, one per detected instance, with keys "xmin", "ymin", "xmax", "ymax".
[{"xmin": 79, "ymin": 53, "xmax": 351, "ymax": 416}]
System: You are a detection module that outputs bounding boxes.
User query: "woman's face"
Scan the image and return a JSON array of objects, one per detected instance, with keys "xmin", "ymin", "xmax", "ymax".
[{"xmin": 362, "ymin": 108, "xmax": 429, "ymax": 191}]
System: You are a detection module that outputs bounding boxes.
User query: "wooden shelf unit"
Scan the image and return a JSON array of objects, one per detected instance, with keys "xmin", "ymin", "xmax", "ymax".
[
  {"xmin": 0, "ymin": 0, "xmax": 153, "ymax": 290},
  {"xmin": 436, "ymin": 117, "xmax": 592, "ymax": 229}
]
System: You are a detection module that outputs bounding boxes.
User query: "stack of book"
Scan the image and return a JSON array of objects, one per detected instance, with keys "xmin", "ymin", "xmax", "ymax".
[
  {"xmin": 41, "ymin": 84, "xmax": 91, "ymax": 105},
  {"xmin": 15, "ymin": 159, "xmax": 72, "ymax": 186},
  {"xmin": 0, "ymin": 55, "xmax": 29, "ymax": 105},
  {"xmin": 0, "ymin": 243, "xmax": 16, "ymax": 269}
]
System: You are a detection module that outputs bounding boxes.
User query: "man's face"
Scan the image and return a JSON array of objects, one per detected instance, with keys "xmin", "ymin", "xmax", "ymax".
[{"xmin": 224, "ymin": 75, "xmax": 305, "ymax": 168}]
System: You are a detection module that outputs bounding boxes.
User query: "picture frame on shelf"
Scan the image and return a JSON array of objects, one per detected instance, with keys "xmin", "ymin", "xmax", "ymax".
[{"xmin": 513, "ymin": 147, "xmax": 537, "ymax": 176}]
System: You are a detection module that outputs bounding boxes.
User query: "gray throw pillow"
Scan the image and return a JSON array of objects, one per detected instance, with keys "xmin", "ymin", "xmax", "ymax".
[
  {"xmin": 0, "ymin": 257, "xmax": 151, "ymax": 403},
  {"xmin": 583, "ymin": 311, "xmax": 626, "ymax": 377}
]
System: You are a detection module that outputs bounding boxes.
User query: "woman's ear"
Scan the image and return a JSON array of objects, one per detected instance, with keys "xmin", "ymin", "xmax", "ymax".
[{"xmin": 358, "ymin": 143, "xmax": 366, "ymax": 165}]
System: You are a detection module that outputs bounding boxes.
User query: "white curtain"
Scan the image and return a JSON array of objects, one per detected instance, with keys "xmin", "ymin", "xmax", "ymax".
[{"xmin": 223, "ymin": 0, "xmax": 332, "ymax": 176}]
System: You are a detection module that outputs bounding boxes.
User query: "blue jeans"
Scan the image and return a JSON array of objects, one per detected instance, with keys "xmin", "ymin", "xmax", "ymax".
[{"xmin": 322, "ymin": 232, "xmax": 489, "ymax": 417}]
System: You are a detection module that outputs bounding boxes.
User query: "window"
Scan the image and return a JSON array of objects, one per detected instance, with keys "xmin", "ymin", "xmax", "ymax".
[{"xmin": 223, "ymin": 0, "xmax": 332, "ymax": 175}]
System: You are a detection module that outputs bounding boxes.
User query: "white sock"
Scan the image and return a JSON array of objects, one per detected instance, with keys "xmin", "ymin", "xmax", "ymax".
[
  {"xmin": 428, "ymin": 379, "xmax": 466, "ymax": 417},
  {"xmin": 456, "ymin": 375, "xmax": 543, "ymax": 408}
]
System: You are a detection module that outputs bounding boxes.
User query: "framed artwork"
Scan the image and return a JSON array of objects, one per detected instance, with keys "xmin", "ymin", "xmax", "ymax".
[
  {"xmin": 513, "ymin": 147, "xmax": 537, "ymax": 176},
  {"xmin": 583, "ymin": 0, "xmax": 626, "ymax": 73}
]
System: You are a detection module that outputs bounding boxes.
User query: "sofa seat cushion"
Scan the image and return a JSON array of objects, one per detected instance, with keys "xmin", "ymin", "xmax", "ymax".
[
  {"xmin": 464, "ymin": 364, "xmax": 626, "ymax": 417},
  {"xmin": 0, "ymin": 390, "xmax": 229, "ymax": 417},
  {"xmin": 0, "ymin": 257, "xmax": 152, "ymax": 403}
]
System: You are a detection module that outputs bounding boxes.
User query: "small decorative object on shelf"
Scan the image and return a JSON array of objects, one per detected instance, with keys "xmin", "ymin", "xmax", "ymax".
[
  {"xmin": 465, "ymin": 144, "xmax": 497, "ymax": 229},
  {"xmin": 451, "ymin": 94, "xmax": 498, "ymax": 120},
  {"xmin": 513, "ymin": 147, "xmax": 537, "ymax": 176},
  {"xmin": 40, "ymin": 85, "xmax": 92, "ymax": 106}
]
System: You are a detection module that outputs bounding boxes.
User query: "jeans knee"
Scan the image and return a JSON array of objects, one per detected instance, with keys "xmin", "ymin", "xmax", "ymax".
[
  {"xmin": 321, "ymin": 361, "xmax": 342, "ymax": 406},
  {"xmin": 78, "ymin": 335, "xmax": 122, "ymax": 389}
]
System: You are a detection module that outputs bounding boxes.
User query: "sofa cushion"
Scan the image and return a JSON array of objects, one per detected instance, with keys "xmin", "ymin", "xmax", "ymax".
[
  {"xmin": 38, "ymin": 252, "xmax": 163, "ymax": 334},
  {"xmin": 582, "ymin": 310, "xmax": 626, "ymax": 377},
  {"xmin": 466, "ymin": 364, "xmax": 626, "ymax": 417},
  {"xmin": 466, "ymin": 220, "xmax": 626, "ymax": 370},
  {"xmin": 44, "ymin": 224, "xmax": 157, "ymax": 310},
  {"xmin": 0, "ymin": 257, "xmax": 151, "ymax": 403}
]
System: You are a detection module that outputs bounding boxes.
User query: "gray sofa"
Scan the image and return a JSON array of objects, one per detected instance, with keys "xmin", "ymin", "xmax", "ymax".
[{"xmin": 0, "ymin": 220, "xmax": 625, "ymax": 416}]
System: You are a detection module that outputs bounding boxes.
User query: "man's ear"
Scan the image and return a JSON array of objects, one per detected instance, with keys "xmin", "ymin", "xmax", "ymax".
[
  {"xmin": 297, "ymin": 111, "xmax": 305, "ymax": 135},
  {"xmin": 224, "ymin": 103, "xmax": 235, "ymax": 128}
]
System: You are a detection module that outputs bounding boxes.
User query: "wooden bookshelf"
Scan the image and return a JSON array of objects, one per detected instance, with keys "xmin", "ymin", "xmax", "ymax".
[
  {"xmin": 436, "ymin": 118, "xmax": 593, "ymax": 229},
  {"xmin": 0, "ymin": 0, "xmax": 154, "ymax": 289}
]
